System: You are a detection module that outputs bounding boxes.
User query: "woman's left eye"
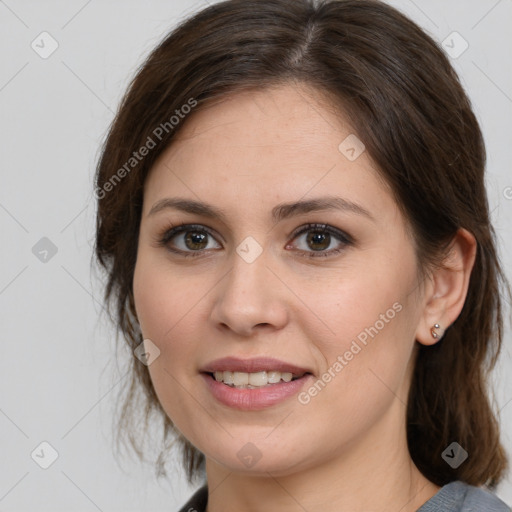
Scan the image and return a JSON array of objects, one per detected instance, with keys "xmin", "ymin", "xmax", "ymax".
[
  {"xmin": 287, "ymin": 223, "xmax": 353, "ymax": 258},
  {"xmin": 157, "ymin": 223, "xmax": 352, "ymax": 258}
]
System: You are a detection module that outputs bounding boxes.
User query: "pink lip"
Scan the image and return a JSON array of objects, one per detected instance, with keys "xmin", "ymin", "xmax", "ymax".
[
  {"xmin": 201, "ymin": 356, "xmax": 312, "ymax": 376},
  {"xmin": 201, "ymin": 372, "xmax": 314, "ymax": 410}
]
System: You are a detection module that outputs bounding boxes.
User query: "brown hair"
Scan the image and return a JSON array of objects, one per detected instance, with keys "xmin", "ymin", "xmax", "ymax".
[{"xmin": 94, "ymin": 0, "xmax": 510, "ymax": 488}]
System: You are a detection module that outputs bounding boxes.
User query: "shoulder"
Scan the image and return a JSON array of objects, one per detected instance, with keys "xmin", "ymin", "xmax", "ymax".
[
  {"xmin": 418, "ymin": 480, "xmax": 510, "ymax": 512},
  {"xmin": 177, "ymin": 485, "xmax": 208, "ymax": 512},
  {"xmin": 177, "ymin": 481, "xmax": 511, "ymax": 512},
  {"xmin": 461, "ymin": 482, "xmax": 511, "ymax": 511}
]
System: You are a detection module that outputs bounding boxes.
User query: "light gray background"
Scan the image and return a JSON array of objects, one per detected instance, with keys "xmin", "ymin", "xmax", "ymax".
[{"xmin": 1, "ymin": 0, "xmax": 511, "ymax": 510}]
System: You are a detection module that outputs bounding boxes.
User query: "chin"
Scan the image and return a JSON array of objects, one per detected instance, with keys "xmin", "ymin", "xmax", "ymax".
[{"xmin": 205, "ymin": 445, "xmax": 312, "ymax": 477}]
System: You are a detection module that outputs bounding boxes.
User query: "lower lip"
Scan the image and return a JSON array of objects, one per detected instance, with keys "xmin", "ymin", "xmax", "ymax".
[{"xmin": 201, "ymin": 373, "xmax": 313, "ymax": 410}]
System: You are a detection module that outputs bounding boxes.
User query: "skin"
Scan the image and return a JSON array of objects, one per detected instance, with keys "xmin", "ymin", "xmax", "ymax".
[{"xmin": 133, "ymin": 82, "xmax": 476, "ymax": 512}]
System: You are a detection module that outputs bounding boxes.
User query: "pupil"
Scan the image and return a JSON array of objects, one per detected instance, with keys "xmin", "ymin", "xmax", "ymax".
[
  {"xmin": 307, "ymin": 231, "xmax": 330, "ymax": 251},
  {"xmin": 186, "ymin": 231, "xmax": 207, "ymax": 250}
]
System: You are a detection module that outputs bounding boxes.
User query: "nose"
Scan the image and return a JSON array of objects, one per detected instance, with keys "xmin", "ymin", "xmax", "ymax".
[{"xmin": 209, "ymin": 250, "xmax": 289, "ymax": 337}]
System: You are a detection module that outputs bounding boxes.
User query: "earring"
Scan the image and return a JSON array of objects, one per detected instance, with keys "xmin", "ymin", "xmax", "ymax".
[{"xmin": 431, "ymin": 323, "xmax": 441, "ymax": 339}]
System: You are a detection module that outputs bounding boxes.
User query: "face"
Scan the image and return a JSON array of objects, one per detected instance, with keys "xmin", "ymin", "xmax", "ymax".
[{"xmin": 133, "ymin": 83, "xmax": 426, "ymax": 476}]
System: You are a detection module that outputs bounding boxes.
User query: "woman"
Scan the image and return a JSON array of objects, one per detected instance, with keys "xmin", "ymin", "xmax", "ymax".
[{"xmin": 94, "ymin": 0, "xmax": 511, "ymax": 510}]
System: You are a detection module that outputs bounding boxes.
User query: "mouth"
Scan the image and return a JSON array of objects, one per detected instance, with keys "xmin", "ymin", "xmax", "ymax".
[
  {"xmin": 200, "ymin": 356, "xmax": 314, "ymax": 390},
  {"xmin": 200, "ymin": 369, "xmax": 314, "ymax": 410},
  {"xmin": 203, "ymin": 370, "xmax": 311, "ymax": 389}
]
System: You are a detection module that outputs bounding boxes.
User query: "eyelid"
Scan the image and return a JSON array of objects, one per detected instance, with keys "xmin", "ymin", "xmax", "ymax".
[
  {"xmin": 285, "ymin": 223, "xmax": 353, "ymax": 258},
  {"xmin": 158, "ymin": 223, "xmax": 222, "ymax": 246},
  {"xmin": 157, "ymin": 222, "xmax": 353, "ymax": 258},
  {"xmin": 289, "ymin": 223, "xmax": 353, "ymax": 244}
]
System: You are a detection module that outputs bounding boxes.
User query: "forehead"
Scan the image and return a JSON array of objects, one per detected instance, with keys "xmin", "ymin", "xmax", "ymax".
[
  {"xmin": 166, "ymin": 84, "xmax": 354, "ymax": 162},
  {"xmin": 143, "ymin": 83, "xmax": 395, "ymax": 223}
]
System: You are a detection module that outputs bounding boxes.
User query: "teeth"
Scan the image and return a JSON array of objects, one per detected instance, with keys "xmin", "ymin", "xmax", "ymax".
[
  {"xmin": 233, "ymin": 372, "xmax": 249, "ymax": 386},
  {"xmin": 212, "ymin": 370, "xmax": 298, "ymax": 388},
  {"xmin": 249, "ymin": 371, "xmax": 267, "ymax": 386},
  {"xmin": 267, "ymin": 371, "xmax": 281, "ymax": 384}
]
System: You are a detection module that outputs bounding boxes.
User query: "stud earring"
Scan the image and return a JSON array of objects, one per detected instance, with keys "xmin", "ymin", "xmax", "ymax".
[{"xmin": 431, "ymin": 323, "xmax": 441, "ymax": 339}]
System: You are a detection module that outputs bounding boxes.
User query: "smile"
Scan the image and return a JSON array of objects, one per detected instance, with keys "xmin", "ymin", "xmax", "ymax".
[
  {"xmin": 201, "ymin": 372, "xmax": 313, "ymax": 410},
  {"xmin": 211, "ymin": 370, "xmax": 304, "ymax": 388}
]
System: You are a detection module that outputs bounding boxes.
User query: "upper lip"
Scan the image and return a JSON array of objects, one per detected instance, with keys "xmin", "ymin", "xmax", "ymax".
[{"xmin": 201, "ymin": 357, "xmax": 312, "ymax": 377}]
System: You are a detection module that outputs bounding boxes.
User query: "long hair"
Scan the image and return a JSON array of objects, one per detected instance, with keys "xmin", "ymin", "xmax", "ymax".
[{"xmin": 94, "ymin": 0, "xmax": 509, "ymax": 487}]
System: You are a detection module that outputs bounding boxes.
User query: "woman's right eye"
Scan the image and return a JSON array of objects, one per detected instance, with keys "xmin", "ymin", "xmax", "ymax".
[{"xmin": 158, "ymin": 224, "xmax": 222, "ymax": 257}]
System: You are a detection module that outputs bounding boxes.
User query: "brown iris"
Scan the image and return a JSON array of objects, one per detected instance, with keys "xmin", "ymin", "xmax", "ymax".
[
  {"xmin": 185, "ymin": 231, "xmax": 208, "ymax": 250},
  {"xmin": 307, "ymin": 230, "xmax": 331, "ymax": 251}
]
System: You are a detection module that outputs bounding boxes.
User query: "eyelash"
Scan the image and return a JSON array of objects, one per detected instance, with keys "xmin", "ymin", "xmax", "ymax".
[{"xmin": 155, "ymin": 223, "xmax": 353, "ymax": 259}]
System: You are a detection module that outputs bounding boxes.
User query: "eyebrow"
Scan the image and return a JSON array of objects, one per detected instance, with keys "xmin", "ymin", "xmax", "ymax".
[{"xmin": 148, "ymin": 196, "xmax": 375, "ymax": 223}]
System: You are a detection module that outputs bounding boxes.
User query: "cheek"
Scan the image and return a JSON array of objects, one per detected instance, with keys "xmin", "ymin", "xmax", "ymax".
[
  {"xmin": 132, "ymin": 259, "xmax": 169, "ymax": 339},
  {"xmin": 132, "ymin": 251, "xmax": 213, "ymax": 382},
  {"xmin": 302, "ymin": 251, "xmax": 419, "ymax": 397},
  {"xmin": 298, "ymin": 298, "xmax": 416, "ymax": 442},
  {"xmin": 298, "ymin": 257, "xmax": 414, "ymax": 347},
  {"xmin": 133, "ymin": 251, "xmax": 200, "ymax": 340},
  {"xmin": 132, "ymin": 254, "xmax": 204, "ymax": 432}
]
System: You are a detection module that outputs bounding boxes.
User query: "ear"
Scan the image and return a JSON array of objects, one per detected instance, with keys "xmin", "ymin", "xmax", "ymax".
[{"xmin": 415, "ymin": 228, "xmax": 477, "ymax": 346}]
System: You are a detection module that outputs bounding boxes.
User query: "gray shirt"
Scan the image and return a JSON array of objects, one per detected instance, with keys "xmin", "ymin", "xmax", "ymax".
[
  {"xmin": 178, "ymin": 481, "xmax": 511, "ymax": 511},
  {"xmin": 417, "ymin": 481, "xmax": 510, "ymax": 511}
]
